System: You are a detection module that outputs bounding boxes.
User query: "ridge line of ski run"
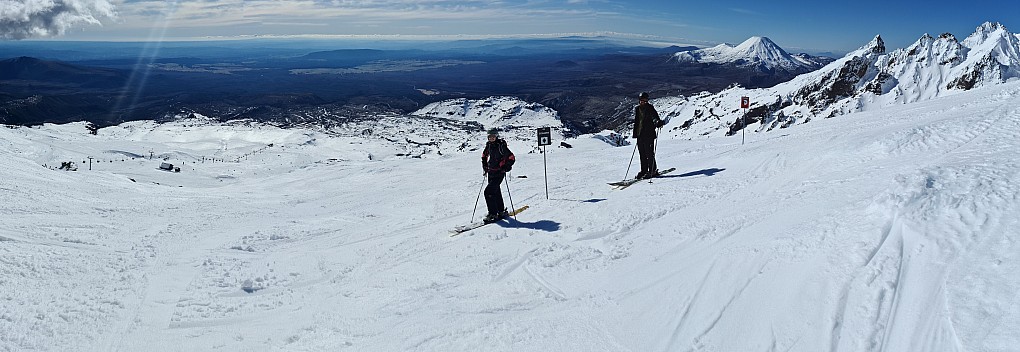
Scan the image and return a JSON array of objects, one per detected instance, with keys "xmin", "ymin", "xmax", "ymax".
[{"xmin": 895, "ymin": 89, "xmax": 1020, "ymax": 170}]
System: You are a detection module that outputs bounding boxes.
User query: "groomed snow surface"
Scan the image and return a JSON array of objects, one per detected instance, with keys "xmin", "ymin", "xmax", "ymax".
[{"xmin": 3, "ymin": 82, "xmax": 1020, "ymax": 351}]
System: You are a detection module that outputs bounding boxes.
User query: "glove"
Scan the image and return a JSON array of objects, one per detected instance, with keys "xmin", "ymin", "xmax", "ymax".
[
  {"xmin": 501, "ymin": 165, "xmax": 512, "ymax": 173},
  {"xmin": 656, "ymin": 120, "xmax": 665, "ymax": 128}
]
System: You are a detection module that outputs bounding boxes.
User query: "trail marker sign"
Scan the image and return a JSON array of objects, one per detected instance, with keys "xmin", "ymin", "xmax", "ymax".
[
  {"xmin": 537, "ymin": 127, "xmax": 553, "ymax": 199},
  {"xmin": 740, "ymin": 97, "xmax": 750, "ymax": 145},
  {"xmin": 537, "ymin": 127, "xmax": 552, "ymax": 146}
]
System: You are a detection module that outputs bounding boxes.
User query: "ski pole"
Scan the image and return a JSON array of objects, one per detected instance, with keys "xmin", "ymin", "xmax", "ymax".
[
  {"xmin": 504, "ymin": 171, "xmax": 517, "ymax": 220},
  {"xmin": 623, "ymin": 140, "xmax": 638, "ymax": 181},
  {"xmin": 653, "ymin": 127, "xmax": 662, "ymax": 173},
  {"xmin": 471, "ymin": 173, "xmax": 486, "ymax": 222},
  {"xmin": 654, "ymin": 127, "xmax": 662, "ymax": 153}
]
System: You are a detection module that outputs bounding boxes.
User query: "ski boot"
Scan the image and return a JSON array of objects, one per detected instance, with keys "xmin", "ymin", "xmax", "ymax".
[
  {"xmin": 483, "ymin": 213, "xmax": 499, "ymax": 224},
  {"xmin": 483, "ymin": 209, "xmax": 509, "ymax": 223}
]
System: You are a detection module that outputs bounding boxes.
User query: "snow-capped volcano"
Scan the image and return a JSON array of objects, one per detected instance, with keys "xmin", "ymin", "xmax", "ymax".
[
  {"xmin": 660, "ymin": 22, "xmax": 1020, "ymax": 139},
  {"xmin": 673, "ymin": 36, "xmax": 826, "ymax": 71}
]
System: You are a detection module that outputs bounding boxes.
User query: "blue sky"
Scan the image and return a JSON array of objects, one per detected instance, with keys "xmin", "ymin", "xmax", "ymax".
[{"xmin": 50, "ymin": 0, "xmax": 1020, "ymax": 54}]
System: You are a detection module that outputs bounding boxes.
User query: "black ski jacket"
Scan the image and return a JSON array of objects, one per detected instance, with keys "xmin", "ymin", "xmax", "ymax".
[
  {"xmin": 633, "ymin": 103, "xmax": 662, "ymax": 140},
  {"xmin": 482, "ymin": 139, "xmax": 515, "ymax": 173}
]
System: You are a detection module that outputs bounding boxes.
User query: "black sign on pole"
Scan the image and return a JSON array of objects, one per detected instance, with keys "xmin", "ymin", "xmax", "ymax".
[
  {"xmin": 740, "ymin": 97, "xmax": 749, "ymax": 145},
  {"xmin": 537, "ymin": 127, "xmax": 552, "ymax": 146},
  {"xmin": 537, "ymin": 127, "xmax": 552, "ymax": 199}
]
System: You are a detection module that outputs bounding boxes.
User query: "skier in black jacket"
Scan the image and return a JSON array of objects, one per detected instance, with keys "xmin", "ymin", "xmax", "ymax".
[
  {"xmin": 633, "ymin": 92, "xmax": 664, "ymax": 179},
  {"xmin": 481, "ymin": 128, "xmax": 516, "ymax": 222}
]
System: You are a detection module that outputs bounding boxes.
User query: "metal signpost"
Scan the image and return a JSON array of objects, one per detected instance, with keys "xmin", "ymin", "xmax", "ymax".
[
  {"xmin": 740, "ymin": 96, "xmax": 750, "ymax": 145},
  {"xmin": 537, "ymin": 127, "xmax": 552, "ymax": 199}
]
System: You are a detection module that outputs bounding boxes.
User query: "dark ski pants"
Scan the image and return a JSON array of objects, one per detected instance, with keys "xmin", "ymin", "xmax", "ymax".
[
  {"xmin": 637, "ymin": 137, "xmax": 657, "ymax": 174},
  {"xmin": 484, "ymin": 172, "xmax": 506, "ymax": 215}
]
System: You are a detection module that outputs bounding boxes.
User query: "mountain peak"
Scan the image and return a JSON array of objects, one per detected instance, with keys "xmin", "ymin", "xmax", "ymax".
[
  {"xmin": 976, "ymin": 21, "xmax": 1008, "ymax": 34},
  {"xmin": 963, "ymin": 21, "xmax": 1013, "ymax": 48},
  {"xmin": 865, "ymin": 35, "xmax": 886, "ymax": 54},
  {"xmin": 645, "ymin": 22, "xmax": 1020, "ymax": 141},
  {"xmin": 3, "ymin": 56, "xmax": 49, "ymax": 67},
  {"xmin": 742, "ymin": 36, "xmax": 771, "ymax": 45},
  {"xmin": 12, "ymin": 56, "xmax": 42, "ymax": 62},
  {"xmin": 732, "ymin": 36, "xmax": 791, "ymax": 59},
  {"xmin": 673, "ymin": 36, "xmax": 822, "ymax": 71},
  {"xmin": 735, "ymin": 36, "xmax": 782, "ymax": 51}
]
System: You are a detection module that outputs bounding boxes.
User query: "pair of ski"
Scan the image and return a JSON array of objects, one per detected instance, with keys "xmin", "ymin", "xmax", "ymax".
[
  {"xmin": 450, "ymin": 205, "xmax": 529, "ymax": 236},
  {"xmin": 608, "ymin": 167, "xmax": 676, "ymax": 190}
]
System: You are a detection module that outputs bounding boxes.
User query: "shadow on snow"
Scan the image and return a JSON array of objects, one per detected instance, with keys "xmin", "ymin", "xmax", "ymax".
[
  {"xmin": 550, "ymin": 198, "xmax": 607, "ymax": 203},
  {"xmin": 498, "ymin": 218, "xmax": 561, "ymax": 232},
  {"xmin": 660, "ymin": 167, "xmax": 726, "ymax": 179}
]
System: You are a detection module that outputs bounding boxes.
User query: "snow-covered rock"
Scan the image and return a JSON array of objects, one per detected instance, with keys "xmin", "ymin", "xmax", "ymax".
[
  {"xmin": 662, "ymin": 22, "xmax": 1020, "ymax": 139},
  {"xmin": 412, "ymin": 96, "xmax": 567, "ymax": 151},
  {"xmin": 948, "ymin": 22, "xmax": 1020, "ymax": 89},
  {"xmin": 413, "ymin": 96, "xmax": 561, "ymax": 130}
]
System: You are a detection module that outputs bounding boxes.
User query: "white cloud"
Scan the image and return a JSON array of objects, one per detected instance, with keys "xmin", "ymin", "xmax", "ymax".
[
  {"xmin": 110, "ymin": 0, "xmax": 598, "ymax": 31},
  {"xmin": 0, "ymin": 0, "xmax": 117, "ymax": 39},
  {"xmin": 729, "ymin": 8, "xmax": 761, "ymax": 16}
]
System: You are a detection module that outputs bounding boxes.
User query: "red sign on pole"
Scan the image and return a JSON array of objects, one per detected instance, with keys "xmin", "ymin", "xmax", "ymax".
[{"xmin": 740, "ymin": 96, "xmax": 750, "ymax": 109}]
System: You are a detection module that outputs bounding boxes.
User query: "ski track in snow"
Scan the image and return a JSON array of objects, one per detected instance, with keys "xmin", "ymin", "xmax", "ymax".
[
  {"xmin": 1, "ymin": 83, "xmax": 1020, "ymax": 351},
  {"xmin": 824, "ymin": 88, "xmax": 1020, "ymax": 352}
]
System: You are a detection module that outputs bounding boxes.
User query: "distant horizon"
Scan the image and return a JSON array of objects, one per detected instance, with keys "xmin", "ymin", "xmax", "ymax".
[
  {"xmin": 6, "ymin": 21, "xmax": 1014, "ymax": 58},
  {"xmin": 5, "ymin": 31, "xmax": 848, "ymax": 57},
  {"xmin": 7, "ymin": 25, "xmax": 1008, "ymax": 59},
  {"xmin": 2, "ymin": 1, "xmax": 1018, "ymax": 57}
]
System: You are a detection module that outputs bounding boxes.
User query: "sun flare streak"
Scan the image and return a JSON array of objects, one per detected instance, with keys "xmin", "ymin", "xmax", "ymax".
[{"xmin": 110, "ymin": 1, "xmax": 180, "ymax": 121}]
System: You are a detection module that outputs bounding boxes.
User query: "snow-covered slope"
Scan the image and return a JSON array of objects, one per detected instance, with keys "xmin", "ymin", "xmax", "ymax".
[
  {"xmin": 673, "ymin": 36, "xmax": 826, "ymax": 71},
  {"xmin": 161, "ymin": 103, "xmax": 551, "ymax": 161},
  {"xmin": 413, "ymin": 96, "xmax": 565, "ymax": 144},
  {"xmin": 663, "ymin": 22, "xmax": 1020, "ymax": 139},
  {"xmin": 3, "ymin": 79, "xmax": 1020, "ymax": 351}
]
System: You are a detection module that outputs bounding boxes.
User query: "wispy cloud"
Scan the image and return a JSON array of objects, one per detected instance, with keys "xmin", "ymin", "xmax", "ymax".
[
  {"xmin": 118, "ymin": 0, "xmax": 595, "ymax": 23},
  {"xmin": 0, "ymin": 0, "xmax": 117, "ymax": 39},
  {"xmin": 107, "ymin": 0, "xmax": 601, "ymax": 35},
  {"xmin": 729, "ymin": 8, "xmax": 761, "ymax": 16}
]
